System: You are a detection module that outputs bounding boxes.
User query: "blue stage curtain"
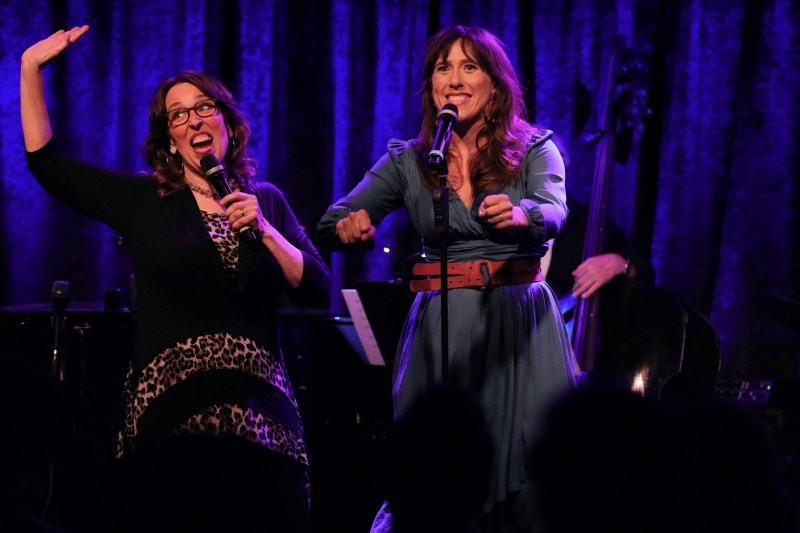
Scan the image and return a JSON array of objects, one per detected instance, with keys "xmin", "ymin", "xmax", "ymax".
[{"xmin": 1, "ymin": 0, "xmax": 798, "ymax": 378}]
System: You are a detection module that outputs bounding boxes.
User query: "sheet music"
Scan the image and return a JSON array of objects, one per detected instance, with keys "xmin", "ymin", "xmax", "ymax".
[{"xmin": 341, "ymin": 289, "xmax": 386, "ymax": 366}]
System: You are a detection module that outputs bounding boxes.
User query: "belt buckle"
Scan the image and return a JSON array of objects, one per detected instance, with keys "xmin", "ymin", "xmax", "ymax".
[{"xmin": 468, "ymin": 259, "xmax": 492, "ymax": 291}]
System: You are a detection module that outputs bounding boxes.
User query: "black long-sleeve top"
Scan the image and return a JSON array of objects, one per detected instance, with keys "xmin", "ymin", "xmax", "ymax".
[{"xmin": 26, "ymin": 140, "xmax": 330, "ymax": 448}]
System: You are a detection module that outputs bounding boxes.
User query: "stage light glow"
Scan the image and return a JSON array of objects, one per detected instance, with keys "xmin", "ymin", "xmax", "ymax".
[{"xmin": 632, "ymin": 371, "xmax": 646, "ymax": 395}]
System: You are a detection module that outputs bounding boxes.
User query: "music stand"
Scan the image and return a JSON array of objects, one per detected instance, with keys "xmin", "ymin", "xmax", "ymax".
[{"xmin": 339, "ymin": 280, "xmax": 415, "ymax": 367}]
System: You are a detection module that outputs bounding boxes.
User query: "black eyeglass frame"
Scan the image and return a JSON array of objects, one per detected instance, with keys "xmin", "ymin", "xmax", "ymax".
[{"xmin": 165, "ymin": 98, "xmax": 224, "ymax": 127}]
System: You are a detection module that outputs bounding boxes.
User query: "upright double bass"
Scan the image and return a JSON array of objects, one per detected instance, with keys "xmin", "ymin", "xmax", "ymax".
[
  {"xmin": 571, "ymin": 36, "xmax": 650, "ymax": 373},
  {"xmin": 565, "ymin": 37, "xmax": 720, "ymax": 399}
]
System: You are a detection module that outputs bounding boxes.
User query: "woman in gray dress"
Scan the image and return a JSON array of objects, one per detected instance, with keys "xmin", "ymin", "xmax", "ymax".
[{"xmin": 317, "ymin": 26, "xmax": 576, "ymax": 531}]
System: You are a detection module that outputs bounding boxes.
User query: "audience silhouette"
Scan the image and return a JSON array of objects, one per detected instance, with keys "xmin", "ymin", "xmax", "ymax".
[
  {"xmin": 530, "ymin": 386, "xmax": 799, "ymax": 532},
  {"xmin": 382, "ymin": 385, "xmax": 494, "ymax": 533}
]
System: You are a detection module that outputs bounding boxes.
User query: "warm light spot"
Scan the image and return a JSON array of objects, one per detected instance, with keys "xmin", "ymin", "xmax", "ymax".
[{"xmin": 632, "ymin": 371, "xmax": 646, "ymax": 395}]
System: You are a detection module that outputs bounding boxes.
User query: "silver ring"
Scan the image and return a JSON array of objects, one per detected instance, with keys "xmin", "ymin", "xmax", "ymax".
[{"xmin": 240, "ymin": 209, "xmax": 245, "ymax": 218}]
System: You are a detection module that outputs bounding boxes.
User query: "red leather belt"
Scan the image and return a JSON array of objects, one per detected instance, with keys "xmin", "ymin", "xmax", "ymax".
[{"xmin": 409, "ymin": 258, "xmax": 542, "ymax": 292}]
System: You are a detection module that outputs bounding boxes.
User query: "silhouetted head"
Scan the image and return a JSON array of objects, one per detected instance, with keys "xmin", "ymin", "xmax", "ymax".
[{"xmin": 386, "ymin": 385, "xmax": 493, "ymax": 532}]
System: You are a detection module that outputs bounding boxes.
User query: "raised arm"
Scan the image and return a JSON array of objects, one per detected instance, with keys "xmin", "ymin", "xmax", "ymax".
[
  {"xmin": 317, "ymin": 140, "xmax": 409, "ymax": 251},
  {"xmin": 20, "ymin": 26, "xmax": 89, "ymax": 152}
]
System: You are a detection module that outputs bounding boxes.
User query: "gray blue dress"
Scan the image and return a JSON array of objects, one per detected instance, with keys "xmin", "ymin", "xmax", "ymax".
[{"xmin": 317, "ymin": 131, "xmax": 576, "ymax": 520}]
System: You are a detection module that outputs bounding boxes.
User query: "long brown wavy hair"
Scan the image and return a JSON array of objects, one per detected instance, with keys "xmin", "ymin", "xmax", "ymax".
[
  {"xmin": 414, "ymin": 26, "xmax": 538, "ymax": 197},
  {"xmin": 144, "ymin": 71, "xmax": 257, "ymax": 197}
]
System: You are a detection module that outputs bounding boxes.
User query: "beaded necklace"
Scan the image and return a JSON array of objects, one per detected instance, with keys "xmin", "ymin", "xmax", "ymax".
[{"xmin": 185, "ymin": 178, "xmax": 220, "ymax": 199}]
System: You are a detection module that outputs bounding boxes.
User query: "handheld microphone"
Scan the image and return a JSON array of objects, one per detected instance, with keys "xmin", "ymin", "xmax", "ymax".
[
  {"xmin": 200, "ymin": 154, "xmax": 256, "ymax": 243},
  {"xmin": 51, "ymin": 281, "xmax": 69, "ymax": 381},
  {"xmin": 427, "ymin": 103, "xmax": 459, "ymax": 172}
]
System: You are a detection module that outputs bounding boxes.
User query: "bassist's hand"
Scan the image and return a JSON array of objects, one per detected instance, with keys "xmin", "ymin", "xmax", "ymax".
[{"xmin": 571, "ymin": 253, "xmax": 628, "ymax": 298}]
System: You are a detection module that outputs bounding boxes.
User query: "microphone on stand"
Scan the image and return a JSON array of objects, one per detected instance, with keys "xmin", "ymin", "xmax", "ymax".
[
  {"xmin": 427, "ymin": 103, "xmax": 459, "ymax": 172},
  {"xmin": 51, "ymin": 281, "xmax": 69, "ymax": 382},
  {"xmin": 200, "ymin": 154, "xmax": 257, "ymax": 243},
  {"xmin": 426, "ymin": 106, "xmax": 458, "ymax": 381}
]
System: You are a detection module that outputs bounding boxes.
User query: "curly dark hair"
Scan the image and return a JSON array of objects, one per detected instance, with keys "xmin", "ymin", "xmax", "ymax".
[
  {"xmin": 414, "ymin": 26, "xmax": 539, "ymax": 197},
  {"xmin": 143, "ymin": 70, "xmax": 257, "ymax": 197}
]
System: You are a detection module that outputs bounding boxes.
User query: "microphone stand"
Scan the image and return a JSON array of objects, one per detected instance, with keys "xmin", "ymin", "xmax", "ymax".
[
  {"xmin": 44, "ymin": 281, "xmax": 69, "ymax": 524},
  {"xmin": 50, "ymin": 282, "xmax": 69, "ymax": 382},
  {"xmin": 432, "ymin": 161, "xmax": 450, "ymax": 382},
  {"xmin": 427, "ymin": 104, "xmax": 457, "ymax": 383}
]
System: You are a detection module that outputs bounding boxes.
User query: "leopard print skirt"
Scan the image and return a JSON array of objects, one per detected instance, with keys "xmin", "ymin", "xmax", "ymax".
[{"xmin": 116, "ymin": 332, "xmax": 307, "ymax": 469}]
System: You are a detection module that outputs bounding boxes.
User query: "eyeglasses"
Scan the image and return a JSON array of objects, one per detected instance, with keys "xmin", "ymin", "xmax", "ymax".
[{"xmin": 166, "ymin": 99, "xmax": 220, "ymax": 126}]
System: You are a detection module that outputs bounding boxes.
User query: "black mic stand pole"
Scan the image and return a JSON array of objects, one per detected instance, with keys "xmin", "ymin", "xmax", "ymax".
[
  {"xmin": 44, "ymin": 281, "xmax": 69, "ymax": 524},
  {"xmin": 432, "ymin": 160, "xmax": 450, "ymax": 382},
  {"xmin": 51, "ymin": 282, "xmax": 69, "ymax": 383}
]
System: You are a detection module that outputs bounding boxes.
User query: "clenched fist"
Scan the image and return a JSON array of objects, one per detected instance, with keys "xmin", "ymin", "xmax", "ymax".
[{"xmin": 335, "ymin": 209, "xmax": 376, "ymax": 244}]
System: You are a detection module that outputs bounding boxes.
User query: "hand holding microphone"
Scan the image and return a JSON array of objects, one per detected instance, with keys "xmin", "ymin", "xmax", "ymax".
[{"xmin": 201, "ymin": 155, "xmax": 257, "ymax": 243}]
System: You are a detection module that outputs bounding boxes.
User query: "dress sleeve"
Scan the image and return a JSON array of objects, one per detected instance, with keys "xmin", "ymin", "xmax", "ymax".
[
  {"xmin": 518, "ymin": 135, "xmax": 569, "ymax": 246},
  {"xmin": 316, "ymin": 139, "xmax": 409, "ymax": 251},
  {"xmin": 25, "ymin": 138, "xmax": 148, "ymax": 231},
  {"xmin": 256, "ymin": 183, "xmax": 331, "ymax": 308}
]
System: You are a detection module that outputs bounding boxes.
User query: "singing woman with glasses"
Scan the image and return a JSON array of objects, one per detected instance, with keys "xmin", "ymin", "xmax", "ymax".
[{"xmin": 21, "ymin": 26, "xmax": 328, "ymax": 531}]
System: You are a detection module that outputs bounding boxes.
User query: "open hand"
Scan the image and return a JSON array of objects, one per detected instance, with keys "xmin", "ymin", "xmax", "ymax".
[
  {"xmin": 22, "ymin": 26, "xmax": 89, "ymax": 71},
  {"xmin": 571, "ymin": 253, "xmax": 628, "ymax": 298},
  {"xmin": 335, "ymin": 209, "xmax": 376, "ymax": 243},
  {"xmin": 477, "ymin": 194, "xmax": 527, "ymax": 231}
]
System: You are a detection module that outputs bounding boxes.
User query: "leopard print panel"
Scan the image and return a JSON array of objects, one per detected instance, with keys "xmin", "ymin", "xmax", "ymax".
[
  {"xmin": 173, "ymin": 404, "xmax": 311, "ymax": 503},
  {"xmin": 171, "ymin": 404, "xmax": 307, "ymax": 466},
  {"xmin": 116, "ymin": 333, "xmax": 305, "ymax": 464},
  {"xmin": 201, "ymin": 211, "xmax": 238, "ymax": 284}
]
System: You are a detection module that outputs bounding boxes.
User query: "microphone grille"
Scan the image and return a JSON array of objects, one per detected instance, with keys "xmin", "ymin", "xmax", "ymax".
[
  {"xmin": 52, "ymin": 281, "xmax": 69, "ymax": 299},
  {"xmin": 200, "ymin": 154, "xmax": 222, "ymax": 174},
  {"xmin": 439, "ymin": 103, "xmax": 458, "ymax": 121}
]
